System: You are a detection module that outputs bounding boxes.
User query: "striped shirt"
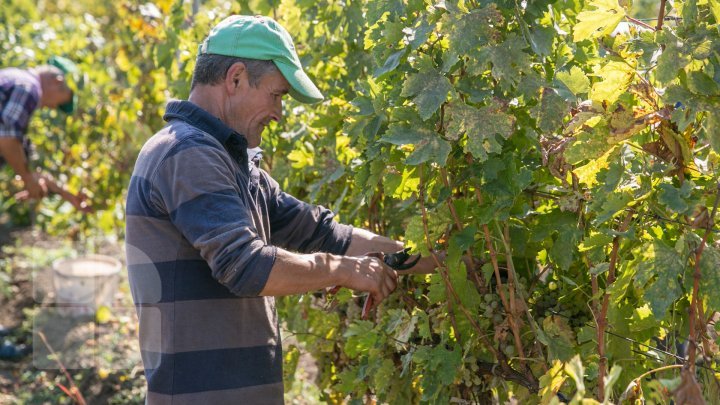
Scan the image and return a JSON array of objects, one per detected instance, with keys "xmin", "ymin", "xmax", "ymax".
[
  {"xmin": 125, "ymin": 100, "xmax": 353, "ymax": 404},
  {"xmin": 0, "ymin": 68, "xmax": 40, "ymax": 166}
]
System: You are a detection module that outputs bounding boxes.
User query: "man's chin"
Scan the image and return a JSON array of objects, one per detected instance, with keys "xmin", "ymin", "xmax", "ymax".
[{"xmin": 247, "ymin": 136, "xmax": 261, "ymax": 148}]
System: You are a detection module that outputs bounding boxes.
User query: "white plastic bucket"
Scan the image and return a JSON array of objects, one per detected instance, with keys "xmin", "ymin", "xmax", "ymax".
[{"xmin": 52, "ymin": 255, "xmax": 122, "ymax": 316}]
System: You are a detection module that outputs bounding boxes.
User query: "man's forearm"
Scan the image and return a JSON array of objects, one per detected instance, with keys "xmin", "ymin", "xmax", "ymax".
[
  {"xmin": 259, "ymin": 249, "xmax": 348, "ymax": 296},
  {"xmin": 0, "ymin": 137, "xmax": 32, "ymax": 179},
  {"xmin": 345, "ymin": 227, "xmax": 403, "ymax": 256},
  {"xmin": 260, "ymin": 247, "xmax": 397, "ymax": 300}
]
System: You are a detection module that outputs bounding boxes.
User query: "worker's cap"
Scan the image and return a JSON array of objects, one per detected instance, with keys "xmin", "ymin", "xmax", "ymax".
[
  {"xmin": 198, "ymin": 15, "xmax": 323, "ymax": 104},
  {"xmin": 48, "ymin": 56, "xmax": 79, "ymax": 114}
]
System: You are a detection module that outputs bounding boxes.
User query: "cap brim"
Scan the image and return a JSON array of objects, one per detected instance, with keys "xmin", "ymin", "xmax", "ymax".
[{"xmin": 275, "ymin": 61, "xmax": 324, "ymax": 104}]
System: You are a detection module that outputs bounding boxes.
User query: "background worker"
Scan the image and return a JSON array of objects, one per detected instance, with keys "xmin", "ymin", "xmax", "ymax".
[
  {"xmin": 0, "ymin": 57, "xmax": 91, "ymax": 213},
  {"xmin": 0, "ymin": 57, "xmax": 91, "ymax": 361}
]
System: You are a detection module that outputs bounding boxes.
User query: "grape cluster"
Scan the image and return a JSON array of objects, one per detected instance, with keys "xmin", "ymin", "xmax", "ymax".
[
  {"xmin": 481, "ymin": 293, "xmax": 504, "ymax": 324},
  {"xmin": 530, "ymin": 284, "xmax": 593, "ymax": 328},
  {"xmin": 529, "ymin": 286, "xmax": 560, "ymax": 318}
]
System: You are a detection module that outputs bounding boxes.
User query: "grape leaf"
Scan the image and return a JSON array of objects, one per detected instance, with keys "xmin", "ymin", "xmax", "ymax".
[
  {"xmin": 447, "ymin": 102, "xmax": 515, "ymax": 162},
  {"xmin": 706, "ymin": 109, "xmax": 720, "ymax": 153},
  {"xmin": 556, "ymin": 66, "xmax": 591, "ymax": 95},
  {"xmin": 538, "ymin": 361, "xmax": 567, "ymax": 404},
  {"xmin": 488, "ymin": 34, "xmax": 532, "ymax": 87},
  {"xmin": 531, "ymin": 87, "xmax": 569, "ymax": 134},
  {"xmin": 381, "ymin": 124, "xmax": 451, "ymax": 166},
  {"xmin": 573, "ymin": 0, "xmax": 626, "ymax": 42},
  {"xmin": 698, "ymin": 245, "xmax": 720, "ymax": 313},
  {"xmin": 413, "ymin": 345, "xmax": 462, "ymax": 401},
  {"xmin": 366, "ymin": 0, "xmax": 405, "ymax": 22},
  {"xmin": 564, "ymin": 355, "xmax": 586, "ymax": 399},
  {"xmin": 529, "ymin": 26, "xmax": 556, "ymax": 57},
  {"xmin": 401, "ymin": 67, "xmax": 453, "ymax": 120},
  {"xmin": 657, "ymin": 182, "xmax": 692, "ymax": 214},
  {"xmin": 591, "ymin": 190, "xmax": 633, "ymax": 224},
  {"xmin": 440, "ymin": 5, "xmax": 502, "ymax": 67},
  {"xmin": 590, "ymin": 61, "xmax": 635, "ymax": 104},
  {"xmin": 408, "ymin": 17, "xmax": 434, "ymax": 50},
  {"xmin": 374, "ymin": 49, "xmax": 406, "ymax": 77},
  {"xmin": 655, "ymin": 33, "xmax": 691, "ymax": 84},
  {"xmin": 573, "ymin": 146, "xmax": 617, "ymax": 187},
  {"xmin": 687, "ymin": 71, "xmax": 719, "ymax": 96},
  {"xmin": 710, "ymin": 0, "xmax": 720, "ymax": 23},
  {"xmin": 539, "ymin": 316, "xmax": 576, "ymax": 361},
  {"xmin": 636, "ymin": 241, "xmax": 684, "ymax": 318}
]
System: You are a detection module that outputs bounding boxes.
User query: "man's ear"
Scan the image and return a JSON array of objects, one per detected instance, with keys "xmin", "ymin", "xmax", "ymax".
[{"xmin": 226, "ymin": 62, "xmax": 247, "ymax": 93}]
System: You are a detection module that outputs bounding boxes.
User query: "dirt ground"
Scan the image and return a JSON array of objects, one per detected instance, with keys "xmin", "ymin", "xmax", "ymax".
[
  {"xmin": 0, "ymin": 225, "xmax": 144, "ymax": 404},
  {"xmin": 0, "ymin": 225, "xmax": 321, "ymax": 404},
  {"xmin": 0, "ymin": 227, "xmax": 37, "ymax": 397}
]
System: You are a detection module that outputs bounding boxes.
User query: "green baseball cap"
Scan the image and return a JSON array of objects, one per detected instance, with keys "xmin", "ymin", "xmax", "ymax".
[
  {"xmin": 199, "ymin": 15, "xmax": 324, "ymax": 104},
  {"xmin": 48, "ymin": 56, "xmax": 78, "ymax": 114}
]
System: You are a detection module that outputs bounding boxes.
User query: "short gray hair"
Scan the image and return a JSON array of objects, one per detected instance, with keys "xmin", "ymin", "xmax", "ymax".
[{"xmin": 190, "ymin": 54, "xmax": 278, "ymax": 90}]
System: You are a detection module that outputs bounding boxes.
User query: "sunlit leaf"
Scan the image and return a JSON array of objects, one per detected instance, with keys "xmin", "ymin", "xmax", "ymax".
[
  {"xmin": 447, "ymin": 102, "xmax": 515, "ymax": 162},
  {"xmin": 636, "ymin": 241, "xmax": 684, "ymax": 318},
  {"xmin": 401, "ymin": 68, "xmax": 453, "ymax": 120},
  {"xmin": 573, "ymin": 0, "xmax": 626, "ymax": 42}
]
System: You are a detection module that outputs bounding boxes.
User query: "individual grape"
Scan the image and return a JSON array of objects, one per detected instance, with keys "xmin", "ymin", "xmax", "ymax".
[{"xmin": 503, "ymin": 345, "xmax": 516, "ymax": 357}]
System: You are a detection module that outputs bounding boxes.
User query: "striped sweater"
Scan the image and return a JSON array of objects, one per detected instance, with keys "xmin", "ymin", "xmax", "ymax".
[{"xmin": 125, "ymin": 100, "xmax": 352, "ymax": 404}]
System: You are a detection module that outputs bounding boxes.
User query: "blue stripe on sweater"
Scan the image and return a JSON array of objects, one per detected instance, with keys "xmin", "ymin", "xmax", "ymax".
[
  {"xmin": 143, "ymin": 345, "xmax": 283, "ymax": 395},
  {"xmin": 126, "ymin": 176, "xmax": 167, "ymax": 218},
  {"xmin": 128, "ymin": 260, "xmax": 236, "ymax": 303}
]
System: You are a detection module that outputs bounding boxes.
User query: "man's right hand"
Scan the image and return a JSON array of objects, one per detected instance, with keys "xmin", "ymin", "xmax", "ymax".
[
  {"xmin": 18, "ymin": 174, "xmax": 47, "ymax": 200},
  {"xmin": 340, "ymin": 254, "xmax": 398, "ymax": 311}
]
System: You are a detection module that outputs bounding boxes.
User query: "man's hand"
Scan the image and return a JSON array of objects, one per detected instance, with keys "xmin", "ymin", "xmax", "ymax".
[
  {"xmin": 340, "ymin": 254, "xmax": 398, "ymax": 312},
  {"xmin": 15, "ymin": 173, "xmax": 93, "ymax": 213},
  {"xmin": 61, "ymin": 190, "xmax": 93, "ymax": 213},
  {"xmin": 17, "ymin": 174, "xmax": 47, "ymax": 199}
]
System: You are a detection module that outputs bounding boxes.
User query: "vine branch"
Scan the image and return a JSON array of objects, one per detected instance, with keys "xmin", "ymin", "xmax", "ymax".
[
  {"xmin": 687, "ymin": 183, "xmax": 720, "ymax": 371},
  {"xmin": 657, "ymin": 0, "xmax": 667, "ymax": 31},
  {"xmin": 597, "ymin": 211, "xmax": 634, "ymax": 401},
  {"xmin": 626, "ymin": 15, "xmax": 656, "ymax": 31},
  {"xmin": 419, "ymin": 164, "xmax": 536, "ymax": 392}
]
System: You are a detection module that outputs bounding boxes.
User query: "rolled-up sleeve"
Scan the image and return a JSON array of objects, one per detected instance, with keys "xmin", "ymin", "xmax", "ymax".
[
  {"xmin": 263, "ymin": 172, "xmax": 353, "ymax": 255},
  {"xmin": 151, "ymin": 136, "xmax": 276, "ymax": 296}
]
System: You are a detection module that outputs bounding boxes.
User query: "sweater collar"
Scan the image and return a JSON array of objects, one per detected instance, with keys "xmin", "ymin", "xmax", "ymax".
[{"xmin": 163, "ymin": 100, "xmax": 240, "ymax": 145}]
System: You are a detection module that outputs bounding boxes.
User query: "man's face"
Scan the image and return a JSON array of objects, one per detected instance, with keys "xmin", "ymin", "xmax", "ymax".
[
  {"xmin": 226, "ymin": 69, "xmax": 289, "ymax": 148},
  {"xmin": 45, "ymin": 75, "xmax": 73, "ymax": 108}
]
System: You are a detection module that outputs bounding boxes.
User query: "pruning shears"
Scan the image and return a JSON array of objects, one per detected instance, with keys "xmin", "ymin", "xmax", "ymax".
[
  {"xmin": 383, "ymin": 247, "xmax": 421, "ymax": 271},
  {"xmin": 329, "ymin": 248, "xmax": 421, "ymax": 319}
]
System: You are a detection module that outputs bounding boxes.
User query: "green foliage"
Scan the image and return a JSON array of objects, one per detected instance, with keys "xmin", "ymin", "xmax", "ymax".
[
  {"xmin": 4, "ymin": 0, "xmax": 720, "ymax": 403},
  {"xmin": 270, "ymin": 0, "xmax": 720, "ymax": 402}
]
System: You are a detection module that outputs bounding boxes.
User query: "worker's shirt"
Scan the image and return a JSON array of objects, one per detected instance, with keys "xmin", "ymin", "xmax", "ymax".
[
  {"xmin": 125, "ymin": 100, "xmax": 353, "ymax": 404},
  {"xmin": 0, "ymin": 68, "xmax": 40, "ymax": 166}
]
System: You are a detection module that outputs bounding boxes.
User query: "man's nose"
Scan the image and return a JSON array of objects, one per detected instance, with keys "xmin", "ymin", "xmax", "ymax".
[{"xmin": 274, "ymin": 100, "xmax": 284, "ymax": 123}]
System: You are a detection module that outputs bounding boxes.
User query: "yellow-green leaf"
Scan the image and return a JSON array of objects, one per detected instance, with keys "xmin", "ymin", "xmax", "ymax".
[
  {"xmin": 556, "ymin": 66, "xmax": 591, "ymax": 95},
  {"xmin": 573, "ymin": 0, "xmax": 626, "ymax": 42},
  {"xmin": 573, "ymin": 146, "xmax": 617, "ymax": 187},
  {"xmin": 539, "ymin": 360, "xmax": 567, "ymax": 404},
  {"xmin": 709, "ymin": 0, "xmax": 720, "ymax": 23},
  {"xmin": 590, "ymin": 61, "xmax": 635, "ymax": 104}
]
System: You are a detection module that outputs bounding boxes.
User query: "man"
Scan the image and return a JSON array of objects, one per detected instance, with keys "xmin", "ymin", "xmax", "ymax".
[
  {"xmin": 0, "ymin": 58, "xmax": 91, "ymax": 362},
  {"xmin": 126, "ymin": 15, "xmax": 437, "ymax": 403},
  {"xmin": 0, "ymin": 57, "xmax": 90, "ymax": 212}
]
